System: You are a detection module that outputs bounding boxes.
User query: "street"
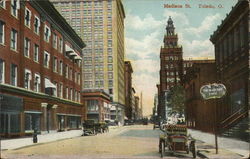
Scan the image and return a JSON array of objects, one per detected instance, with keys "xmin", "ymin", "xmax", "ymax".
[{"xmin": 3, "ymin": 125, "xmax": 202, "ymax": 159}]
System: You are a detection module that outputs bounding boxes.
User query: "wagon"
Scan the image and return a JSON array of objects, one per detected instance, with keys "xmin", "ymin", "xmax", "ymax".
[
  {"xmin": 159, "ymin": 124, "xmax": 196, "ymax": 158},
  {"xmin": 94, "ymin": 122, "xmax": 109, "ymax": 133}
]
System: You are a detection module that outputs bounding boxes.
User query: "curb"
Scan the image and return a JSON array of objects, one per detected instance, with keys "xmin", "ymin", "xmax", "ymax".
[{"xmin": 197, "ymin": 150, "xmax": 208, "ymax": 158}]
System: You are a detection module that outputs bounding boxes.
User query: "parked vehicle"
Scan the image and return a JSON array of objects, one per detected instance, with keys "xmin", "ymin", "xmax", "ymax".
[
  {"xmin": 82, "ymin": 120, "xmax": 96, "ymax": 136},
  {"xmin": 159, "ymin": 124, "xmax": 196, "ymax": 158}
]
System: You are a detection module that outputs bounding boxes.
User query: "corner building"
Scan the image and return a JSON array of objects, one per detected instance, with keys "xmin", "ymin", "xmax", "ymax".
[
  {"xmin": 51, "ymin": 0, "xmax": 126, "ymax": 125},
  {"xmin": 158, "ymin": 17, "xmax": 183, "ymax": 119},
  {"xmin": 0, "ymin": 0, "xmax": 85, "ymax": 137}
]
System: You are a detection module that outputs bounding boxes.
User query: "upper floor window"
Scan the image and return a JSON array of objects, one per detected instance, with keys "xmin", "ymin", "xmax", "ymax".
[
  {"xmin": 65, "ymin": 64, "xmax": 68, "ymax": 78},
  {"xmin": 11, "ymin": 0, "xmax": 20, "ymax": 18},
  {"xmin": 44, "ymin": 51, "xmax": 50, "ymax": 68},
  {"xmin": 0, "ymin": 0, "xmax": 6, "ymax": 9},
  {"xmin": 0, "ymin": 59, "xmax": 5, "ymax": 84},
  {"xmin": 24, "ymin": 69, "xmax": 31, "ymax": 90},
  {"xmin": 53, "ymin": 33, "xmax": 57, "ymax": 49},
  {"xmin": 108, "ymin": 64, "xmax": 113, "ymax": 71},
  {"xmin": 10, "ymin": 63, "xmax": 17, "ymax": 86},
  {"xmin": 24, "ymin": 37, "xmax": 30, "ymax": 57},
  {"xmin": 0, "ymin": 21, "xmax": 5, "ymax": 45},
  {"xmin": 34, "ymin": 73, "xmax": 41, "ymax": 92},
  {"xmin": 59, "ymin": 60, "xmax": 63, "ymax": 75},
  {"xmin": 58, "ymin": 83, "xmax": 63, "ymax": 98},
  {"xmin": 24, "ymin": 7, "xmax": 31, "ymax": 28},
  {"xmin": 53, "ymin": 56, "xmax": 58, "ymax": 72},
  {"xmin": 10, "ymin": 29, "xmax": 17, "ymax": 51},
  {"xmin": 59, "ymin": 38, "xmax": 63, "ymax": 53},
  {"xmin": 34, "ymin": 16, "xmax": 40, "ymax": 34},
  {"xmin": 44, "ymin": 25, "xmax": 51, "ymax": 42},
  {"xmin": 34, "ymin": 44, "xmax": 39, "ymax": 62}
]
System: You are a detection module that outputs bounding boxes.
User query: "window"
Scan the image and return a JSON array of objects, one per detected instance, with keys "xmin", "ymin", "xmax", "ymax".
[
  {"xmin": 0, "ymin": 0, "xmax": 6, "ymax": 8},
  {"xmin": 66, "ymin": 87, "xmax": 68, "ymax": 99},
  {"xmin": 65, "ymin": 65, "xmax": 68, "ymax": 78},
  {"xmin": 24, "ymin": 69, "xmax": 31, "ymax": 89},
  {"xmin": 10, "ymin": 64, "xmax": 17, "ymax": 86},
  {"xmin": 108, "ymin": 72, "xmax": 113, "ymax": 79},
  {"xmin": 108, "ymin": 56, "xmax": 113, "ymax": 63},
  {"xmin": 87, "ymin": 100, "xmax": 99, "ymax": 111},
  {"xmin": 44, "ymin": 51, "xmax": 50, "ymax": 68},
  {"xmin": 108, "ymin": 64, "xmax": 113, "ymax": 71},
  {"xmin": 34, "ymin": 16, "xmax": 40, "ymax": 34},
  {"xmin": 69, "ymin": 67, "xmax": 72, "ymax": 80},
  {"xmin": 53, "ymin": 33, "xmax": 57, "ymax": 49},
  {"xmin": 53, "ymin": 56, "xmax": 58, "ymax": 72},
  {"xmin": 59, "ymin": 60, "xmax": 63, "ymax": 75},
  {"xmin": 53, "ymin": 82, "xmax": 58, "ymax": 97},
  {"xmin": 0, "ymin": 21, "xmax": 5, "ymax": 45},
  {"xmin": 11, "ymin": 0, "xmax": 20, "ymax": 17},
  {"xmin": 59, "ymin": 38, "xmax": 63, "ymax": 53},
  {"xmin": 34, "ymin": 73, "xmax": 40, "ymax": 92},
  {"xmin": 10, "ymin": 29, "xmax": 17, "ymax": 50},
  {"xmin": 108, "ymin": 80, "xmax": 113, "ymax": 87},
  {"xmin": 0, "ymin": 59, "xmax": 5, "ymax": 83},
  {"xmin": 34, "ymin": 44, "xmax": 39, "ymax": 62},
  {"xmin": 70, "ymin": 88, "xmax": 73, "ymax": 100},
  {"xmin": 24, "ymin": 37, "xmax": 30, "ymax": 57},
  {"xmin": 44, "ymin": 25, "xmax": 51, "ymax": 42},
  {"xmin": 25, "ymin": 8, "xmax": 31, "ymax": 27},
  {"xmin": 59, "ymin": 83, "xmax": 63, "ymax": 98},
  {"xmin": 77, "ymin": 73, "xmax": 81, "ymax": 85}
]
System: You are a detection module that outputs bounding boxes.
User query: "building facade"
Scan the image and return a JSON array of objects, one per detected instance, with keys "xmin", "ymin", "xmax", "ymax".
[
  {"xmin": 158, "ymin": 17, "xmax": 183, "ymax": 119},
  {"xmin": 0, "ymin": 0, "xmax": 85, "ymax": 137},
  {"xmin": 51, "ymin": 0, "xmax": 126, "ymax": 125},
  {"xmin": 124, "ymin": 61, "xmax": 133, "ymax": 119},
  {"xmin": 210, "ymin": 0, "xmax": 249, "ymax": 133},
  {"xmin": 183, "ymin": 61, "xmax": 217, "ymax": 133},
  {"xmin": 82, "ymin": 89, "xmax": 111, "ymax": 122}
]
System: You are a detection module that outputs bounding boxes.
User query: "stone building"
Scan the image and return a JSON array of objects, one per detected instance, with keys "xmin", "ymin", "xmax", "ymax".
[{"xmin": 0, "ymin": 0, "xmax": 85, "ymax": 137}]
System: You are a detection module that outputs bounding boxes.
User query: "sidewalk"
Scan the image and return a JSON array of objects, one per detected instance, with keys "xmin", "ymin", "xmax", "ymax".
[
  {"xmin": 1, "ymin": 126, "xmax": 120, "ymax": 151},
  {"xmin": 189, "ymin": 129, "xmax": 249, "ymax": 158}
]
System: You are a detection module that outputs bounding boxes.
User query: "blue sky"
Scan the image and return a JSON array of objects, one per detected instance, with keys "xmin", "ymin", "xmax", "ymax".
[{"xmin": 122, "ymin": 0, "xmax": 238, "ymax": 116}]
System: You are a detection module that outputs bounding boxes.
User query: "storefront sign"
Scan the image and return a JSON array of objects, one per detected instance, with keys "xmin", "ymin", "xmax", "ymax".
[{"xmin": 200, "ymin": 83, "xmax": 226, "ymax": 100}]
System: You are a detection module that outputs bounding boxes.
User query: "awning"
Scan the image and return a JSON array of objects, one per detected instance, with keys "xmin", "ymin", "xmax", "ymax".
[
  {"xmin": 65, "ymin": 44, "xmax": 74, "ymax": 53},
  {"xmin": 69, "ymin": 52, "xmax": 78, "ymax": 56},
  {"xmin": 45, "ymin": 78, "xmax": 56, "ymax": 89},
  {"xmin": 74, "ymin": 55, "xmax": 82, "ymax": 60}
]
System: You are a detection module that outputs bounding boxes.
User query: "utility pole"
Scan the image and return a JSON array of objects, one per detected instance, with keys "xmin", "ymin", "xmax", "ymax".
[{"xmin": 140, "ymin": 92, "xmax": 143, "ymax": 118}]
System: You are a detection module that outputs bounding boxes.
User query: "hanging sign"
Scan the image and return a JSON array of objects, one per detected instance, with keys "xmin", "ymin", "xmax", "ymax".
[{"xmin": 200, "ymin": 83, "xmax": 226, "ymax": 100}]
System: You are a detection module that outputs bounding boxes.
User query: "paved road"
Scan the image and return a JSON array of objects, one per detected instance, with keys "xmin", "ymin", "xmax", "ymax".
[{"xmin": 2, "ymin": 125, "xmax": 199, "ymax": 159}]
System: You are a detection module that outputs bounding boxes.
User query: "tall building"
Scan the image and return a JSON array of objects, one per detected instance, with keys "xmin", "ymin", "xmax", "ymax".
[
  {"xmin": 51, "ymin": 0, "xmax": 126, "ymax": 124},
  {"xmin": 0, "ymin": 0, "xmax": 85, "ymax": 137},
  {"xmin": 158, "ymin": 17, "xmax": 183, "ymax": 119},
  {"xmin": 210, "ymin": 0, "xmax": 249, "ymax": 141},
  {"xmin": 124, "ymin": 61, "xmax": 133, "ymax": 119}
]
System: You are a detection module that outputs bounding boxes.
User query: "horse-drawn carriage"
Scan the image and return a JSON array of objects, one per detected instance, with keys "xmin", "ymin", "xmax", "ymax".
[{"xmin": 159, "ymin": 124, "xmax": 196, "ymax": 158}]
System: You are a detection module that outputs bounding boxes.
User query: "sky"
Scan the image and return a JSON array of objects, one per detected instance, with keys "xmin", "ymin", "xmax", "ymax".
[{"xmin": 122, "ymin": 0, "xmax": 238, "ymax": 116}]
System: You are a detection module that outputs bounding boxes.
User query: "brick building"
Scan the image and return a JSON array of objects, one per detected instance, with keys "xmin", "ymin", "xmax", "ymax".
[
  {"xmin": 0, "ymin": 0, "xmax": 85, "ymax": 137},
  {"xmin": 183, "ymin": 60, "xmax": 217, "ymax": 133},
  {"xmin": 158, "ymin": 17, "xmax": 183, "ymax": 119},
  {"xmin": 210, "ymin": 0, "xmax": 249, "ymax": 137},
  {"xmin": 124, "ymin": 61, "xmax": 133, "ymax": 119},
  {"xmin": 82, "ymin": 89, "xmax": 111, "ymax": 122}
]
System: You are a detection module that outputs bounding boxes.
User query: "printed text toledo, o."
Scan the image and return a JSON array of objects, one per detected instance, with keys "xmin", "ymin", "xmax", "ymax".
[{"xmin": 164, "ymin": 3, "xmax": 223, "ymax": 9}]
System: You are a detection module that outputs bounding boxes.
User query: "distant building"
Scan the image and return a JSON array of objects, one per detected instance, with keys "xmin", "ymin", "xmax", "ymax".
[
  {"xmin": 82, "ymin": 89, "xmax": 111, "ymax": 122},
  {"xmin": 134, "ymin": 95, "xmax": 140, "ymax": 120},
  {"xmin": 51, "ymin": 0, "xmax": 126, "ymax": 125},
  {"xmin": 0, "ymin": 0, "xmax": 85, "ymax": 137},
  {"xmin": 158, "ymin": 17, "xmax": 183, "ymax": 119},
  {"xmin": 124, "ymin": 61, "xmax": 133, "ymax": 119},
  {"xmin": 210, "ymin": 0, "xmax": 249, "ymax": 138}
]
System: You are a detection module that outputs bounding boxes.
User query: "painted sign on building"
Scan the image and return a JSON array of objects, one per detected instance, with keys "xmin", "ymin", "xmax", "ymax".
[{"xmin": 200, "ymin": 83, "xmax": 226, "ymax": 100}]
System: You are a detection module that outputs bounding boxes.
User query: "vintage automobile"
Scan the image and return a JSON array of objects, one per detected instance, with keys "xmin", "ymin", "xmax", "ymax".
[
  {"xmin": 159, "ymin": 124, "xmax": 196, "ymax": 158},
  {"xmin": 82, "ymin": 119, "xmax": 96, "ymax": 136}
]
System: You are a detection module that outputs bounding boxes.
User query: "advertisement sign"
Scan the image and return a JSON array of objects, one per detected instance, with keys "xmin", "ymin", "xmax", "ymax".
[{"xmin": 200, "ymin": 83, "xmax": 226, "ymax": 100}]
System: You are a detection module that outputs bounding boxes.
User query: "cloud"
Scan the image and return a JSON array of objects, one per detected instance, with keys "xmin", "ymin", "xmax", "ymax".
[
  {"xmin": 125, "ymin": 31, "xmax": 161, "ymax": 59},
  {"xmin": 163, "ymin": 10, "xmax": 189, "ymax": 27},
  {"xmin": 184, "ymin": 13, "xmax": 221, "ymax": 37},
  {"xmin": 125, "ymin": 12, "xmax": 163, "ymax": 30}
]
